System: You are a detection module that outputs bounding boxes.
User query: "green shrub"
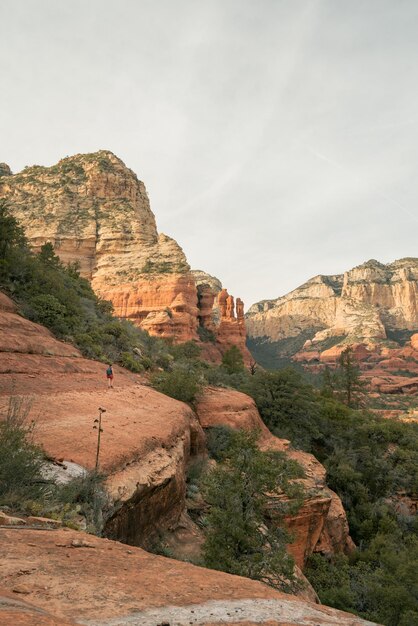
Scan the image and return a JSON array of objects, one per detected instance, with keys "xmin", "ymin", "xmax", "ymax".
[
  {"xmin": 205, "ymin": 425, "xmax": 235, "ymax": 460},
  {"xmin": 151, "ymin": 369, "xmax": 202, "ymax": 404},
  {"xmin": 119, "ymin": 352, "xmax": 144, "ymax": 373},
  {"xmin": 221, "ymin": 346, "xmax": 245, "ymax": 374},
  {"xmin": 56, "ymin": 471, "xmax": 109, "ymax": 534},
  {"xmin": 168, "ymin": 341, "xmax": 201, "ymax": 360},
  {"xmin": 202, "ymin": 429, "xmax": 304, "ymax": 592},
  {"xmin": 0, "ymin": 397, "xmax": 50, "ymax": 508},
  {"xmin": 197, "ymin": 326, "xmax": 216, "ymax": 343},
  {"xmin": 28, "ymin": 293, "xmax": 69, "ymax": 334}
]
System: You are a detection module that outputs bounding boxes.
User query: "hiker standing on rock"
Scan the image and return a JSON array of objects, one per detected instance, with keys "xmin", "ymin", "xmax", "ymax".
[{"xmin": 106, "ymin": 364, "xmax": 114, "ymax": 388}]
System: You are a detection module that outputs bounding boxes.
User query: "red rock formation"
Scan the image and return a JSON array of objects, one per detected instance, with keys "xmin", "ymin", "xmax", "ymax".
[
  {"xmin": 319, "ymin": 342, "xmax": 373, "ymax": 364},
  {"xmin": 1, "ymin": 153, "xmax": 253, "ymax": 360},
  {"xmin": 218, "ymin": 288, "xmax": 228, "ymax": 318},
  {"xmin": 0, "ymin": 295, "xmax": 205, "ymax": 547},
  {"xmin": 236, "ymin": 297, "xmax": 245, "ymax": 320},
  {"xmin": 195, "ymin": 387, "xmax": 354, "ymax": 569},
  {"xmin": 213, "ymin": 289, "xmax": 252, "ymax": 365},
  {"xmin": 0, "ymin": 528, "xmax": 376, "ymax": 625},
  {"xmin": 99, "ymin": 274, "xmax": 199, "ymax": 342},
  {"xmin": 197, "ymin": 285, "xmax": 217, "ymax": 332}
]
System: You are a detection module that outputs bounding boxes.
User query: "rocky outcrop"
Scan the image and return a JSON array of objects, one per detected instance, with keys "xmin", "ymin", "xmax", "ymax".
[
  {"xmin": 0, "ymin": 299, "xmax": 368, "ymax": 623},
  {"xmin": 0, "ymin": 162, "xmax": 12, "ymax": 177},
  {"xmin": 0, "ymin": 292, "xmax": 205, "ymax": 548},
  {"xmin": 247, "ymin": 258, "xmax": 418, "ymax": 366},
  {"xmin": 195, "ymin": 387, "xmax": 354, "ymax": 569},
  {"xmin": 1, "ymin": 152, "xmax": 250, "ymax": 360},
  {"xmin": 0, "ymin": 528, "xmax": 377, "ymax": 625},
  {"xmin": 192, "ymin": 272, "xmax": 252, "ymax": 364},
  {"xmin": 0, "ymin": 292, "xmax": 80, "ymax": 357}
]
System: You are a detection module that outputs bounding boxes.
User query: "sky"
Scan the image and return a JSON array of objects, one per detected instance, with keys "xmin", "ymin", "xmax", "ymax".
[{"xmin": 1, "ymin": 0, "xmax": 417, "ymax": 308}]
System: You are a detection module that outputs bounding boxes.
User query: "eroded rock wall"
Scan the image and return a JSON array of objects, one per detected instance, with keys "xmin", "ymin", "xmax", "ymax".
[
  {"xmin": 247, "ymin": 258, "xmax": 418, "ymax": 346},
  {"xmin": 1, "ymin": 153, "xmax": 250, "ymax": 359}
]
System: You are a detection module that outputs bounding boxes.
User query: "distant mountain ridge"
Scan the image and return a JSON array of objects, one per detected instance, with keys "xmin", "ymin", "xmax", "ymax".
[{"xmin": 246, "ymin": 258, "xmax": 418, "ymax": 368}]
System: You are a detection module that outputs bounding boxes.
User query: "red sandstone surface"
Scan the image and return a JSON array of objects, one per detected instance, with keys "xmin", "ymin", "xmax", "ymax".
[{"xmin": 0, "ymin": 528, "xmax": 376, "ymax": 625}]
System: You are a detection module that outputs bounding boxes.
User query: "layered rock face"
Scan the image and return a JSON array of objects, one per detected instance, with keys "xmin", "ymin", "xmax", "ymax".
[
  {"xmin": 247, "ymin": 258, "xmax": 418, "ymax": 369},
  {"xmin": 0, "ymin": 152, "xmax": 249, "ymax": 357}
]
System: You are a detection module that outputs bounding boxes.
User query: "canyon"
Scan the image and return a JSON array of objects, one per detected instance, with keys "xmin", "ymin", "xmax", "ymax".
[
  {"xmin": 0, "ymin": 291, "xmax": 367, "ymax": 624},
  {"xmin": 247, "ymin": 258, "xmax": 418, "ymax": 351},
  {"xmin": 0, "ymin": 151, "xmax": 250, "ymax": 363},
  {"xmin": 246, "ymin": 259, "xmax": 418, "ymax": 412}
]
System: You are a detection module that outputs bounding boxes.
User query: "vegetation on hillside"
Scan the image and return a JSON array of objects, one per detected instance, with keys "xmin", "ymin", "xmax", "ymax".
[
  {"xmin": 1, "ymin": 200, "xmax": 417, "ymax": 623},
  {"xmin": 0, "ymin": 200, "xmax": 173, "ymax": 372},
  {"xmin": 0, "ymin": 396, "xmax": 109, "ymax": 533},
  {"xmin": 202, "ymin": 429, "xmax": 304, "ymax": 592},
  {"xmin": 239, "ymin": 368, "xmax": 418, "ymax": 626}
]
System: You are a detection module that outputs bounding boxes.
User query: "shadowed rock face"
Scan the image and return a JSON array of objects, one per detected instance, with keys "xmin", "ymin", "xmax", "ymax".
[{"xmin": 0, "ymin": 152, "xmax": 250, "ymax": 359}]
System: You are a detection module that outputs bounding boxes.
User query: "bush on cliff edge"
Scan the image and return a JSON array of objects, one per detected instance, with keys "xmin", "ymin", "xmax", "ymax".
[{"xmin": 202, "ymin": 429, "xmax": 304, "ymax": 593}]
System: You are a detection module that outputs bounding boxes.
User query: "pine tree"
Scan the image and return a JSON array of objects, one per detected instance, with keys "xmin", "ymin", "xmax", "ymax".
[{"xmin": 336, "ymin": 346, "xmax": 366, "ymax": 408}]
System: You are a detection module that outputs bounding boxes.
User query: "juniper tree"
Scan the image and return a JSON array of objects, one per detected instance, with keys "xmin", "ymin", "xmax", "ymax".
[{"xmin": 202, "ymin": 429, "xmax": 304, "ymax": 592}]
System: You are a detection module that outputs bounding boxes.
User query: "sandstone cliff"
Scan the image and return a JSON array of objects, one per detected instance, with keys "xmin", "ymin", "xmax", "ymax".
[
  {"xmin": 247, "ymin": 258, "xmax": 418, "ymax": 369},
  {"xmin": 0, "ymin": 152, "xmax": 249, "ymax": 359}
]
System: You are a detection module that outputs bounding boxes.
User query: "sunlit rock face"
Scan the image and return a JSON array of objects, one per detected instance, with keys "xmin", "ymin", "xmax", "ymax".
[
  {"xmin": 246, "ymin": 258, "xmax": 418, "ymax": 364},
  {"xmin": 1, "ymin": 152, "xmax": 250, "ymax": 356}
]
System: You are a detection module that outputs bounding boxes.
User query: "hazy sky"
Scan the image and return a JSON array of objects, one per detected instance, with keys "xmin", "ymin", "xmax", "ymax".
[{"xmin": 1, "ymin": 0, "xmax": 417, "ymax": 307}]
